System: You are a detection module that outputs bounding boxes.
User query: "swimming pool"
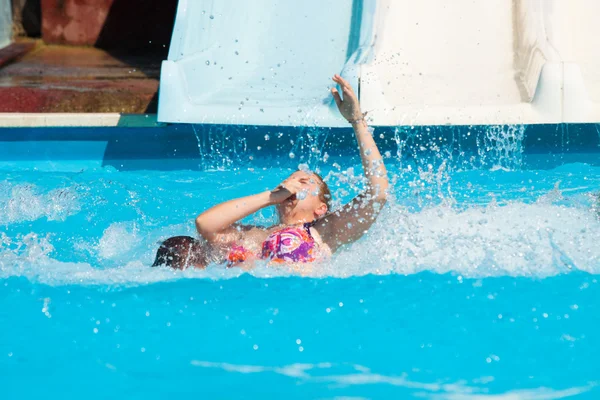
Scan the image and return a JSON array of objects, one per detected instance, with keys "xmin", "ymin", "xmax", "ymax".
[{"xmin": 1, "ymin": 123, "xmax": 599, "ymax": 399}]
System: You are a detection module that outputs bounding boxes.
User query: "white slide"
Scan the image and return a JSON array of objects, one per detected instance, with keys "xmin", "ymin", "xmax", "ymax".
[
  {"xmin": 158, "ymin": 0, "xmax": 370, "ymax": 127},
  {"xmin": 159, "ymin": 0, "xmax": 600, "ymax": 126},
  {"xmin": 0, "ymin": 0, "xmax": 11, "ymax": 50},
  {"xmin": 361, "ymin": 0, "xmax": 600, "ymax": 125}
]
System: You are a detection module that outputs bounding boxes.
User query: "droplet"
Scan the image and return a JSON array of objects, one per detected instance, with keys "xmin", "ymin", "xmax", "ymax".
[{"xmin": 205, "ymin": 60, "xmax": 210, "ymax": 66}]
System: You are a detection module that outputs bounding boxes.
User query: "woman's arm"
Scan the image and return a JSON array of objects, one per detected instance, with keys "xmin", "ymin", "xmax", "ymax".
[
  {"xmin": 195, "ymin": 191, "xmax": 273, "ymax": 243},
  {"xmin": 315, "ymin": 74, "xmax": 389, "ymax": 252},
  {"xmin": 196, "ymin": 175, "xmax": 310, "ymax": 243}
]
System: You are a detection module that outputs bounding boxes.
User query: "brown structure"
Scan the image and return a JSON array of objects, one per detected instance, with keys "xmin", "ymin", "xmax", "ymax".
[
  {"xmin": 11, "ymin": 0, "xmax": 42, "ymax": 37},
  {"xmin": 40, "ymin": 0, "xmax": 177, "ymax": 52},
  {"xmin": 0, "ymin": 42, "xmax": 161, "ymax": 113},
  {"xmin": 41, "ymin": 0, "xmax": 114, "ymax": 46},
  {"xmin": 1, "ymin": 0, "xmax": 178, "ymax": 113}
]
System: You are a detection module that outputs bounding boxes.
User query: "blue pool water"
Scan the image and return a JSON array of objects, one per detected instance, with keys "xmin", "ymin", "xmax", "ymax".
[{"xmin": 1, "ymin": 123, "xmax": 599, "ymax": 399}]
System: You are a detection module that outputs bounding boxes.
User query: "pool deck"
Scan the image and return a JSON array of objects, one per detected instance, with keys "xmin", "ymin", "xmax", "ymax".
[{"xmin": 0, "ymin": 39, "xmax": 160, "ymax": 114}]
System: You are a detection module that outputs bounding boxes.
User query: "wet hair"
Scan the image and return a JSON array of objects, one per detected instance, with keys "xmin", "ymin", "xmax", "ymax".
[
  {"xmin": 312, "ymin": 172, "xmax": 331, "ymax": 210},
  {"xmin": 152, "ymin": 236, "xmax": 205, "ymax": 270}
]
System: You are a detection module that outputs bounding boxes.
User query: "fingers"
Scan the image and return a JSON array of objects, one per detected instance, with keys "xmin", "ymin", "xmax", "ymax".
[
  {"xmin": 281, "ymin": 177, "xmax": 309, "ymax": 193},
  {"xmin": 331, "ymin": 88, "xmax": 343, "ymax": 108},
  {"xmin": 332, "ymin": 74, "xmax": 353, "ymax": 93}
]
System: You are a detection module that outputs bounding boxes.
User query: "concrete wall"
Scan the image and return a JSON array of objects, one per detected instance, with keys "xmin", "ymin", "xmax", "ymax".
[
  {"xmin": 0, "ymin": 0, "xmax": 11, "ymax": 49},
  {"xmin": 158, "ymin": 0, "xmax": 600, "ymax": 126}
]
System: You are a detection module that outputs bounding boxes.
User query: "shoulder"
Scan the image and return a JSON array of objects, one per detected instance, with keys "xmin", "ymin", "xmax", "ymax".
[{"xmin": 309, "ymin": 225, "xmax": 333, "ymax": 257}]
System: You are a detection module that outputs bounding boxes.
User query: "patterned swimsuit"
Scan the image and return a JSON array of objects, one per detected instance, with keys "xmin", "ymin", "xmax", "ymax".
[{"xmin": 227, "ymin": 223, "xmax": 317, "ymax": 266}]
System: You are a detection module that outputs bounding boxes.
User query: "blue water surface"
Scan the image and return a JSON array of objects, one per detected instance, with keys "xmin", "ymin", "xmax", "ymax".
[{"xmin": 1, "ymin": 123, "xmax": 599, "ymax": 399}]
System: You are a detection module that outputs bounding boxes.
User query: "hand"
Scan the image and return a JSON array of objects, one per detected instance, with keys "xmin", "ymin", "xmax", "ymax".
[
  {"xmin": 269, "ymin": 176, "xmax": 309, "ymax": 204},
  {"xmin": 331, "ymin": 74, "xmax": 363, "ymax": 122}
]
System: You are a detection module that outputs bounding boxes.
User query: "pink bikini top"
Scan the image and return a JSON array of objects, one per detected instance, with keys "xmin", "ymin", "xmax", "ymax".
[{"xmin": 227, "ymin": 223, "xmax": 317, "ymax": 266}]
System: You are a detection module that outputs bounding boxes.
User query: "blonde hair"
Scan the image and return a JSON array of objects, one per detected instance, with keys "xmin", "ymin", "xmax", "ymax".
[{"xmin": 312, "ymin": 172, "xmax": 331, "ymax": 210}]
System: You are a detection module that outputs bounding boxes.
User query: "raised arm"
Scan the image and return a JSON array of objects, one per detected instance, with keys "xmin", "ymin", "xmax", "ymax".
[
  {"xmin": 316, "ymin": 74, "xmax": 389, "ymax": 252},
  {"xmin": 195, "ymin": 175, "xmax": 310, "ymax": 242}
]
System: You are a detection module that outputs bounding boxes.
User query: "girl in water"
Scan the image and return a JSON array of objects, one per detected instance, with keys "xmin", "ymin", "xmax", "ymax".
[{"xmin": 153, "ymin": 74, "xmax": 388, "ymax": 269}]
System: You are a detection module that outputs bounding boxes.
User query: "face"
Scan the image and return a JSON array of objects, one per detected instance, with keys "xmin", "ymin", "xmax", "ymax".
[{"xmin": 277, "ymin": 171, "xmax": 328, "ymax": 224}]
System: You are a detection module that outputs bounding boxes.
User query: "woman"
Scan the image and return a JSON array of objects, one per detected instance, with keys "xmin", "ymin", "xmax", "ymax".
[{"xmin": 153, "ymin": 74, "xmax": 388, "ymax": 269}]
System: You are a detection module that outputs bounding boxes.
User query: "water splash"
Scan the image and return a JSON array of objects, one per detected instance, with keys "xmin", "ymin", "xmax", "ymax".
[
  {"xmin": 0, "ymin": 124, "xmax": 598, "ymax": 286},
  {"xmin": 0, "ymin": 182, "xmax": 80, "ymax": 225},
  {"xmin": 192, "ymin": 124, "xmax": 249, "ymax": 170},
  {"xmin": 287, "ymin": 125, "xmax": 332, "ymax": 171},
  {"xmin": 96, "ymin": 222, "xmax": 141, "ymax": 261},
  {"xmin": 1, "ymin": 189, "xmax": 598, "ymax": 286},
  {"xmin": 478, "ymin": 124, "xmax": 525, "ymax": 171},
  {"xmin": 390, "ymin": 124, "xmax": 525, "ymax": 173},
  {"xmin": 328, "ymin": 199, "xmax": 600, "ymax": 279}
]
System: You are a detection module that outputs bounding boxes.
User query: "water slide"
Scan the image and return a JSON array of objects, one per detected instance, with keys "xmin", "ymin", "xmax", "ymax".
[
  {"xmin": 158, "ymin": 0, "xmax": 600, "ymax": 126},
  {"xmin": 0, "ymin": 0, "xmax": 11, "ymax": 49}
]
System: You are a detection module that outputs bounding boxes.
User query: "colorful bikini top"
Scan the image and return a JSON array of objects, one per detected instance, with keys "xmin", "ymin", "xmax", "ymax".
[{"xmin": 227, "ymin": 223, "xmax": 317, "ymax": 266}]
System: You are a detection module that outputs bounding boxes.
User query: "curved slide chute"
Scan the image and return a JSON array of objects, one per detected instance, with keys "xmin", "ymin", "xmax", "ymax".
[{"xmin": 159, "ymin": 0, "xmax": 373, "ymax": 127}]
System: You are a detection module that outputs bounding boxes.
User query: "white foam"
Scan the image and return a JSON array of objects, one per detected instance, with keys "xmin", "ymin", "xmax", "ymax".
[
  {"xmin": 189, "ymin": 359, "xmax": 596, "ymax": 399},
  {"xmin": 0, "ymin": 182, "xmax": 80, "ymax": 225},
  {"xmin": 1, "ymin": 187, "xmax": 599, "ymax": 286},
  {"xmin": 97, "ymin": 222, "xmax": 141, "ymax": 260},
  {"xmin": 328, "ymin": 199, "xmax": 600, "ymax": 278}
]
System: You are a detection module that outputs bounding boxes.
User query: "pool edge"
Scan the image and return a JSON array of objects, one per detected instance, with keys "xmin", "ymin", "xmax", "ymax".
[{"xmin": 0, "ymin": 113, "xmax": 164, "ymax": 128}]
